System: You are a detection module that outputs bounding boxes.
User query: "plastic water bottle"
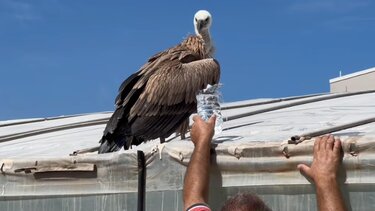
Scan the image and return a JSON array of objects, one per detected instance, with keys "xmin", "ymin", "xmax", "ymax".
[{"xmin": 196, "ymin": 84, "xmax": 223, "ymax": 135}]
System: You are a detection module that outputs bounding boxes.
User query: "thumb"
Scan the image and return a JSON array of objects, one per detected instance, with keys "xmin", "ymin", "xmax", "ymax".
[
  {"xmin": 192, "ymin": 115, "xmax": 200, "ymax": 122},
  {"xmin": 208, "ymin": 115, "xmax": 217, "ymax": 124},
  {"xmin": 297, "ymin": 164, "xmax": 313, "ymax": 178}
]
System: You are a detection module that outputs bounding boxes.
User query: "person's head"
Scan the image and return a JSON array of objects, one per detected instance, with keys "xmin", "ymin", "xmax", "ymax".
[{"xmin": 221, "ymin": 193, "xmax": 271, "ymax": 211}]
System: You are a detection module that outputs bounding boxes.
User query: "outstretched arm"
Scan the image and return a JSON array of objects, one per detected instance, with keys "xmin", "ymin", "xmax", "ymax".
[
  {"xmin": 298, "ymin": 135, "xmax": 347, "ymax": 211},
  {"xmin": 183, "ymin": 115, "xmax": 216, "ymax": 210}
]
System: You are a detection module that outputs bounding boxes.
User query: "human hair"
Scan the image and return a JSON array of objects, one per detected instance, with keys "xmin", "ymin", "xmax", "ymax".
[{"xmin": 221, "ymin": 192, "xmax": 272, "ymax": 211}]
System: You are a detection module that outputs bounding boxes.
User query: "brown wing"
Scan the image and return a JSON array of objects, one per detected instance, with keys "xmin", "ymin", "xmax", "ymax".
[{"xmin": 129, "ymin": 58, "xmax": 220, "ymax": 119}]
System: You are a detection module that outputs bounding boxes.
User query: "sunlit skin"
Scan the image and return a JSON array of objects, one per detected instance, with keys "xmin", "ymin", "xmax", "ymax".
[
  {"xmin": 298, "ymin": 135, "xmax": 347, "ymax": 211},
  {"xmin": 183, "ymin": 115, "xmax": 216, "ymax": 210},
  {"xmin": 184, "ymin": 125, "xmax": 347, "ymax": 211}
]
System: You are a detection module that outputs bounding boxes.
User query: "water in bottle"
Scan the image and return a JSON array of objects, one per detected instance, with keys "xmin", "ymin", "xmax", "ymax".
[{"xmin": 196, "ymin": 84, "xmax": 223, "ymax": 135}]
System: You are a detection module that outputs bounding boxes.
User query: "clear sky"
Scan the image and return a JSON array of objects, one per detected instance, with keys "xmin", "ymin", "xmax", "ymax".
[{"xmin": 1, "ymin": 0, "xmax": 374, "ymax": 120}]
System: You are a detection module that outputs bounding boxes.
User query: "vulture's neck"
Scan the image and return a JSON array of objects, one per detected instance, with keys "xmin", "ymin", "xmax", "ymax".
[{"xmin": 198, "ymin": 29, "xmax": 214, "ymax": 56}]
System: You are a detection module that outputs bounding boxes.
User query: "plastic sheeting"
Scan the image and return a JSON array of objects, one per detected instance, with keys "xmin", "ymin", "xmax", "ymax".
[{"xmin": 1, "ymin": 92, "xmax": 375, "ymax": 210}]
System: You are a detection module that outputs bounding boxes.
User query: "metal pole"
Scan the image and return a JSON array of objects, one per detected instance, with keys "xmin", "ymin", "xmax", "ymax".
[
  {"xmin": 137, "ymin": 150, "xmax": 146, "ymax": 211},
  {"xmin": 224, "ymin": 90, "xmax": 375, "ymax": 122},
  {"xmin": 290, "ymin": 117, "xmax": 375, "ymax": 144},
  {"xmin": 0, "ymin": 118, "xmax": 109, "ymax": 143}
]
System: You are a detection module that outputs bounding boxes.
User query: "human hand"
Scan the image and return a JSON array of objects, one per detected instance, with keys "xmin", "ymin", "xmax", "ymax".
[
  {"xmin": 298, "ymin": 135, "xmax": 343, "ymax": 186},
  {"xmin": 190, "ymin": 115, "xmax": 216, "ymax": 148}
]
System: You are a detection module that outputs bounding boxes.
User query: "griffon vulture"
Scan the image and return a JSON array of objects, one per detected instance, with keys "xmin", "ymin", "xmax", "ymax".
[{"xmin": 99, "ymin": 10, "xmax": 220, "ymax": 153}]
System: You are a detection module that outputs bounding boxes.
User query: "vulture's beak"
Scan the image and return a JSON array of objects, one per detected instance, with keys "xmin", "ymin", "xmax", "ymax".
[{"xmin": 197, "ymin": 20, "xmax": 203, "ymax": 31}]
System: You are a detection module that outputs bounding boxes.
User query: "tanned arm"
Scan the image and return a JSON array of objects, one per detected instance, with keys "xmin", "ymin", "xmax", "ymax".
[
  {"xmin": 298, "ymin": 135, "xmax": 347, "ymax": 211},
  {"xmin": 183, "ymin": 115, "xmax": 216, "ymax": 210}
]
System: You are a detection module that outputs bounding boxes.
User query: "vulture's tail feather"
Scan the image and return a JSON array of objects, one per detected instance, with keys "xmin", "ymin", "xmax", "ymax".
[
  {"xmin": 98, "ymin": 135, "xmax": 126, "ymax": 154},
  {"xmin": 98, "ymin": 134, "xmax": 146, "ymax": 153},
  {"xmin": 98, "ymin": 107, "xmax": 130, "ymax": 153}
]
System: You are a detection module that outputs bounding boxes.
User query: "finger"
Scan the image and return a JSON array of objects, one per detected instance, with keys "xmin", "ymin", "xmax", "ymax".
[
  {"xmin": 333, "ymin": 139, "xmax": 342, "ymax": 155},
  {"xmin": 313, "ymin": 137, "xmax": 321, "ymax": 156},
  {"xmin": 207, "ymin": 115, "xmax": 217, "ymax": 125},
  {"xmin": 297, "ymin": 164, "xmax": 313, "ymax": 179},
  {"xmin": 193, "ymin": 115, "xmax": 205, "ymax": 123},
  {"xmin": 326, "ymin": 135, "xmax": 335, "ymax": 150},
  {"xmin": 320, "ymin": 135, "xmax": 330, "ymax": 149}
]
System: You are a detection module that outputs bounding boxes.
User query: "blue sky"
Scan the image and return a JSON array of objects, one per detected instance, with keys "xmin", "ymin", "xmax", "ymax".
[{"xmin": 1, "ymin": 0, "xmax": 374, "ymax": 120}]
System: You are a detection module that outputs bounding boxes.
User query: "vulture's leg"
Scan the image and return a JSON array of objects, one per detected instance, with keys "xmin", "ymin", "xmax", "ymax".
[{"xmin": 179, "ymin": 118, "xmax": 190, "ymax": 139}]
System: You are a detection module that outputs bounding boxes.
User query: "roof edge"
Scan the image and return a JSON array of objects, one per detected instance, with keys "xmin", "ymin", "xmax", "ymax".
[{"xmin": 330, "ymin": 67, "xmax": 375, "ymax": 83}]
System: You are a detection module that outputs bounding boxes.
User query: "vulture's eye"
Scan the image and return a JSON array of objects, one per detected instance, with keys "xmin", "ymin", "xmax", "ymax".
[
  {"xmin": 195, "ymin": 18, "xmax": 198, "ymax": 22},
  {"xmin": 205, "ymin": 17, "xmax": 209, "ymax": 22}
]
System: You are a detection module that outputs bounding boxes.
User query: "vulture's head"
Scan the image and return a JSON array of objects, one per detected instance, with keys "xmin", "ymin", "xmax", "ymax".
[{"xmin": 194, "ymin": 10, "xmax": 212, "ymax": 35}]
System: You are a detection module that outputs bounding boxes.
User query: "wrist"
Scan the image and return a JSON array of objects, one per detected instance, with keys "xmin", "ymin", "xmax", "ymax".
[
  {"xmin": 194, "ymin": 137, "xmax": 211, "ymax": 147},
  {"xmin": 315, "ymin": 176, "xmax": 338, "ymax": 189},
  {"xmin": 194, "ymin": 140, "xmax": 211, "ymax": 151}
]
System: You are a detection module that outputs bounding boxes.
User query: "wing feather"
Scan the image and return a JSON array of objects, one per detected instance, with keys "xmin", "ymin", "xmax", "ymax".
[{"xmin": 130, "ymin": 58, "xmax": 220, "ymax": 118}]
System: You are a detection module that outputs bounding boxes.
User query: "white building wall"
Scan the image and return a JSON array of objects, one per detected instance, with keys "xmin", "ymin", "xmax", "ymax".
[{"xmin": 330, "ymin": 68, "xmax": 375, "ymax": 93}]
